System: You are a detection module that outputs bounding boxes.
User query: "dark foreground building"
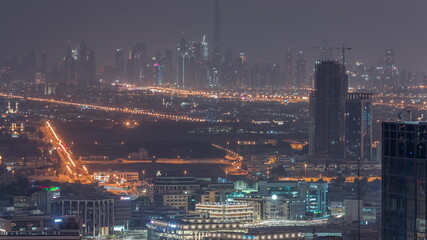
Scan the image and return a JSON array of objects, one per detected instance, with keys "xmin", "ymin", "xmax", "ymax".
[
  {"xmin": 382, "ymin": 121, "xmax": 427, "ymax": 239},
  {"xmin": 309, "ymin": 60, "xmax": 348, "ymax": 159}
]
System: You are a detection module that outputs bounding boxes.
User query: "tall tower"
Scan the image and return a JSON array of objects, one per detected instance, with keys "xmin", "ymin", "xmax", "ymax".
[
  {"xmin": 345, "ymin": 93, "xmax": 373, "ymax": 161},
  {"xmin": 87, "ymin": 49, "xmax": 96, "ymax": 86},
  {"xmin": 309, "ymin": 60, "xmax": 348, "ymax": 159},
  {"xmin": 202, "ymin": 35, "xmax": 209, "ymax": 61},
  {"xmin": 284, "ymin": 48, "xmax": 293, "ymax": 88},
  {"xmin": 177, "ymin": 38, "xmax": 190, "ymax": 89},
  {"xmin": 77, "ymin": 41, "xmax": 88, "ymax": 84},
  {"xmin": 212, "ymin": 0, "xmax": 221, "ymax": 68},
  {"xmin": 63, "ymin": 44, "xmax": 76, "ymax": 84},
  {"xmin": 126, "ymin": 42, "xmax": 148, "ymax": 85},
  {"xmin": 295, "ymin": 51, "xmax": 307, "ymax": 88},
  {"xmin": 40, "ymin": 51, "xmax": 48, "ymax": 73},
  {"xmin": 384, "ymin": 48, "xmax": 396, "ymax": 88},
  {"xmin": 114, "ymin": 49, "xmax": 125, "ymax": 82}
]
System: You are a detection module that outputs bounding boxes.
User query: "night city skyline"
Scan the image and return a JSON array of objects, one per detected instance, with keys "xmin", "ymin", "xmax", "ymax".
[
  {"xmin": 2, "ymin": 0, "xmax": 427, "ymax": 72},
  {"xmin": 0, "ymin": 1, "xmax": 426, "ymax": 239}
]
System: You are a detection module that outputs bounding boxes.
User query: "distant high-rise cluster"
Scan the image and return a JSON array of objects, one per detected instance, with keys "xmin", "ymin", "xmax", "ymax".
[
  {"xmin": 349, "ymin": 48, "xmax": 425, "ymax": 90},
  {"xmin": 59, "ymin": 41, "xmax": 97, "ymax": 85},
  {"xmin": 0, "ymin": 42, "xmax": 97, "ymax": 86},
  {"xmin": 103, "ymin": 42, "xmax": 174, "ymax": 86},
  {"xmin": 176, "ymin": 37, "xmax": 209, "ymax": 89},
  {"xmin": 0, "ymin": 1, "xmax": 425, "ymax": 90}
]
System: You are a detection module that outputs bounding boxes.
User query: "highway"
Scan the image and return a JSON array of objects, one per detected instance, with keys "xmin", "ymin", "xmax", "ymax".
[
  {"xmin": 42, "ymin": 121, "xmax": 93, "ymax": 184},
  {"xmin": 0, "ymin": 93, "xmax": 212, "ymax": 123},
  {"xmin": 212, "ymin": 144, "xmax": 247, "ymax": 175},
  {"xmin": 143, "ymin": 86, "xmax": 427, "ymax": 111},
  {"xmin": 145, "ymin": 86, "xmax": 309, "ymax": 104}
]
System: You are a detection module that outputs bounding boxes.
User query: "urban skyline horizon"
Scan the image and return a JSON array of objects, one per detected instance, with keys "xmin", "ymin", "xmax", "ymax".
[{"xmin": 2, "ymin": 0, "xmax": 427, "ymax": 72}]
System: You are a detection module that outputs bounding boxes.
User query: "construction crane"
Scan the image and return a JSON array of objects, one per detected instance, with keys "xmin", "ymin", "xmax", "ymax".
[
  {"xmin": 330, "ymin": 44, "xmax": 352, "ymax": 66},
  {"xmin": 313, "ymin": 43, "xmax": 351, "ymax": 65}
]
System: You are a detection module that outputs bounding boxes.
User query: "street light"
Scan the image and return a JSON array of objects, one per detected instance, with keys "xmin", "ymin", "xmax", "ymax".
[{"xmin": 304, "ymin": 164, "xmax": 307, "ymax": 177}]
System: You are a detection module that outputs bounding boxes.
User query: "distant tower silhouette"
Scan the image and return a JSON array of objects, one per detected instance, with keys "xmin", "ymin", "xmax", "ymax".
[
  {"xmin": 295, "ymin": 51, "xmax": 307, "ymax": 88},
  {"xmin": 212, "ymin": 0, "xmax": 221, "ymax": 68},
  {"xmin": 284, "ymin": 47, "xmax": 293, "ymax": 88}
]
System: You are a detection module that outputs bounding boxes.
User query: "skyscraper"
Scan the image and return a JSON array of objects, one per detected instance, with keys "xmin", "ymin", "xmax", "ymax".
[
  {"xmin": 87, "ymin": 50, "xmax": 96, "ymax": 85},
  {"xmin": 128, "ymin": 42, "xmax": 148, "ymax": 85},
  {"xmin": 382, "ymin": 121, "xmax": 427, "ymax": 240},
  {"xmin": 20, "ymin": 50, "xmax": 36, "ymax": 82},
  {"xmin": 62, "ymin": 45, "xmax": 76, "ymax": 84},
  {"xmin": 309, "ymin": 60, "xmax": 348, "ymax": 159},
  {"xmin": 345, "ymin": 93, "xmax": 373, "ymax": 161},
  {"xmin": 177, "ymin": 38, "xmax": 190, "ymax": 89},
  {"xmin": 295, "ymin": 51, "xmax": 307, "ymax": 88},
  {"xmin": 163, "ymin": 49, "xmax": 174, "ymax": 84},
  {"xmin": 209, "ymin": 0, "xmax": 221, "ymax": 87},
  {"xmin": 40, "ymin": 51, "xmax": 48, "ymax": 73},
  {"xmin": 221, "ymin": 48, "xmax": 235, "ymax": 88},
  {"xmin": 212, "ymin": 0, "xmax": 221, "ymax": 68},
  {"xmin": 384, "ymin": 48, "xmax": 397, "ymax": 88},
  {"xmin": 284, "ymin": 48, "xmax": 293, "ymax": 88},
  {"xmin": 234, "ymin": 53, "xmax": 250, "ymax": 89},
  {"xmin": 114, "ymin": 49, "xmax": 125, "ymax": 82},
  {"xmin": 76, "ymin": 41, "xmax": 88, "ymax": 84},
  {"xmin": 202, "ymin": 35, "xmax": 209, "ymax": 62}
]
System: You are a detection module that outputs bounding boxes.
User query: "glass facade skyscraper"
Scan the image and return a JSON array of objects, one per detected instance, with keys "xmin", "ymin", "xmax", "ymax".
[{"xmin": 382, "ymin": 121, "xmax": 427, "ymax": 240}]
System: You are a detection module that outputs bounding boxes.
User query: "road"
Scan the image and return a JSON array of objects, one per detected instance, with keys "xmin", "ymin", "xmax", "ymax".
[
  {"xmin": 0, "ymin": 93, "xmax": 211, "ymax": 123},
  {"xmin": 41, "ymin": 121, "xmax": 93, "ymax": 184}
]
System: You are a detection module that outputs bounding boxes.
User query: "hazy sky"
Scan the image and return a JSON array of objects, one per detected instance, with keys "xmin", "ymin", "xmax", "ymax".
[{"xmin": 1, "ymin": 0, "xmax": 427, "ymax": 72}]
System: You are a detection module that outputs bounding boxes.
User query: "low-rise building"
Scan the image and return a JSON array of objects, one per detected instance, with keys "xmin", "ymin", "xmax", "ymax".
[
  {"xmin": 93, "ymin": 171, "xmax": 139, "ymax": 182},
  {"xmin": 147, "ymin": 218, "xmax": 246, "ymax": 240},
  {"xmin": 234, "ymin": 196, "xmax": 305, "ymax": 220},
  {"xmin": 153, "ymin": 176, "xmax": 200, "ymax": 195},
  {"xmin": 258, "ymin": 180, "xmax": 328, "ymax": 217},
  {"xmin": 0, "ymin": 215, "xmax": 81, "ymax": 239},
  {"xmin": 154, "ymin": 193, "xmax": 189, "ymax": 211},
  {"xmin": 195, "ymin": 203, "xmax": 254, "ymax": 223},
  {"xmin": 52, "ymin": 197, "xmax": 114, "ymax": 237}
]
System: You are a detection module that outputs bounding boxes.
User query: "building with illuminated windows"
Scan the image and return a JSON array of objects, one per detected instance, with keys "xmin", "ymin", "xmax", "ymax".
[
  {"xmin": 195, "ymin": 202, "xmax": 254, "ymax": 223},
  {"xmin": 234, "ymin": 196, "xmax": 305, "ymax": 220},
  {"xmin": 93, "ymin": 171, "xmax": 139, "ymax": 182},
  {"xmin": 52, "ymin": 198, "xmax": 114, "ymax": 236},
  {"xmin": 382, "ymin": 121, "xmax": 427, "ymax": 239},
  {"xmin": 147, "ymin": 218, "xmax": 246, "ymax": 240},
  {"xmin": 257, "ymin": 180, "xmax": 328, "ymax": 217},
  {"xmin": 345, "ymin": 93, "xmax": 373, "ymax": 161},
  {"xmin": 0, "ymin": 215, "xmax": 81, "ymax": 239},
  {"xmin": 147, "ymin": 218, "xmax": 342, "ymax": 240}
]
